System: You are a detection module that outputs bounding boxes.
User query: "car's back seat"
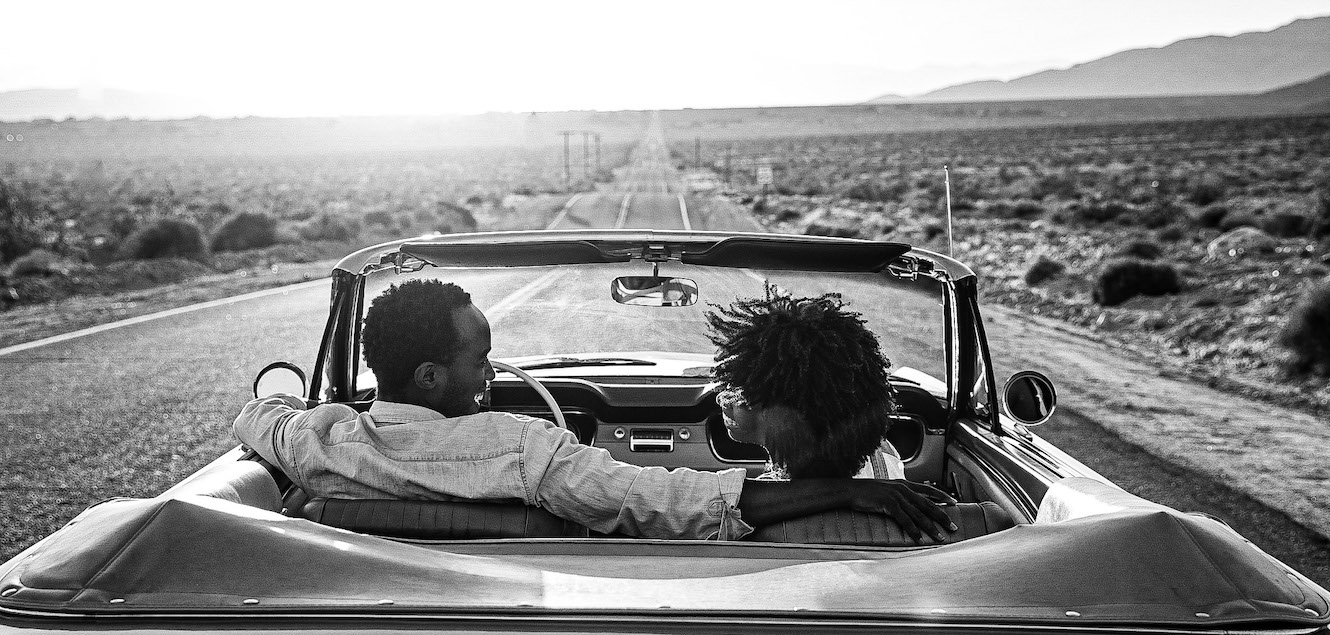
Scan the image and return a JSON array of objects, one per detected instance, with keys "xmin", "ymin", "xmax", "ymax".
[
  {"xmin": 748, "ymin": 501, "xmax": 1015, "ymax": 546},
  {"xmin": 300, "ymin": 498, "xmax": 590, "ymax": 539},
  {"xmin": 297, "ymin": 497, "xmax": 1011, "ymax": 546}
]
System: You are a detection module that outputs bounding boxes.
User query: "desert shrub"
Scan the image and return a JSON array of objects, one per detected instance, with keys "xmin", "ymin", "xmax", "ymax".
[
  {"xmin": 1116, "ymin": 239, "xmax": 1163, "ymax": 260},
  {"xmin": 1092, "ymin": 258, "xmax": 1181, "ymax": 306},
  {"xmin": 436, "ymin": 201, "xmax": 478, "ymax": 233},
  {"xmin": 1262, "ymin": 211, "xmax": 1311, "ymax": 238},
  {"xmin": 1195, "ymin": 204, "xmax": 1229, "ymax": 228},
  {"xmin": 1156, "ymin": 225, "xmax": 1185, "ymax": 242},
  {"xmin": 297, "ymin": 214, "xmax": 360, "ymax": 242},
  {"xmin": 921, "ymin": 221, "xmax": 946, "ymax": 241},
  {"xmin": 804, "ymin": 220, "xmax": 860, "ymax": 238},
  {"xmin": 7, "ymin": 248, "xmax": 66, "ymax": 276},
  {"xmin": 987, "ymin": 199, "xmax": 1044, "ymax": 219},
  {"xmin": 0, "ymin": 180, "xmax": 44, "ymax": 264},
  {"xmin": 1023, "ymin": 256, "xmax": 1065, "ymax": 286},
  {"xmin": 1279, "ymin": 281, "xmax": 1330, "ymax": 376},
  {"xmin": 117, "ymin": 218, "xmax": 208, "ymax": 261},
  {"xmin": 842, "ymin": 180, "xmax": 907, "ymax": 203},
  {"xmin": 1073, "ymin": 200, "xmax": 1132, "ymax": 224},
  {"xmin": 1219, "ymin": 211, "xmax": 1259, "ymax": 232},
  {"xmin": 775, "ymin": 209, "xmax": 802, "ymax": 223},
  {"xmin": 364, "ymin": 210, "xmax": 396, "ymax": 227},
  {"xmin": 1185, "ymin": 172, "xmax": 1226, "ymax": 206},
  {"xmin": 209, "ymin": 211, "xmax": 278, "ymax": 252}
]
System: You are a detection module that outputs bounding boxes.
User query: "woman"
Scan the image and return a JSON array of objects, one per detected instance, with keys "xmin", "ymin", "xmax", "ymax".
[{"xmin": 708, "ymin": 288, "xmax": 906, "ymax": 480}]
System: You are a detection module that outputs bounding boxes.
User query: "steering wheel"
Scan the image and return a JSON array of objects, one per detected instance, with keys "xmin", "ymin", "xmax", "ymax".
[{"xmin": 489, "ymin": 360, "xmax": 567, "ymax": 429}]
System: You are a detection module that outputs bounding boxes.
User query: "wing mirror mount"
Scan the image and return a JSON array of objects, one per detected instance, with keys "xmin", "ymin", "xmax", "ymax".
[
  {"xmin": 254, "ymin": 361, "xmax": 308, "ymax": 399},
  {"xmin": 610, "ymin": 276, "xmax": 699, "ymax": 307},
  {"xmin": 1001, "ymin": 371, "xmax": 1057, "ymax": 426}
]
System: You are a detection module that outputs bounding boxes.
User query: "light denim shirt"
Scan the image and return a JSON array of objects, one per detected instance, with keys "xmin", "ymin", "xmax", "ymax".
[{"xmin": 233, "ymin": 395, "xmax": 752, "ymax": 540}]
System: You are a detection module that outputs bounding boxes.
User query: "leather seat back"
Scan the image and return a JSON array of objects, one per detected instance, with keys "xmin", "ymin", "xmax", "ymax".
[
  {"xmin": 748, "ymin": 501, "xmax": 1015, "ymax": 546},
  {"xmin": 300, "ymin": 498, "xmax": 590, "ymax": 539}
]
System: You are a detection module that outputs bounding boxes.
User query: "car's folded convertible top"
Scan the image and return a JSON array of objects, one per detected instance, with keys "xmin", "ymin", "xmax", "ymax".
[{"xmin": 2, "ymin": 489, "xmax": 1326, "ymax": 628}]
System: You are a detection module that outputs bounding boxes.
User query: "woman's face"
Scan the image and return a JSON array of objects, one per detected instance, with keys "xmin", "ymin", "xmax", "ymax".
[
  {"xmin": 718, "ymin": 389, "xmax": 804, "ymax": 447},
  {"xmin": 718, "ymin": 389, "xmax": 765, "ymax": 445}
]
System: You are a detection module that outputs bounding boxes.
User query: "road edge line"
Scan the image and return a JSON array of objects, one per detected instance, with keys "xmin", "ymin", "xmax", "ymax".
[
  {"xmin": 0, "ymin": 278, "xmax": 330, "ymax": 357},
  {"xmin": 545, "ymin": 193, "xmax": 584, "ymax": 230}
]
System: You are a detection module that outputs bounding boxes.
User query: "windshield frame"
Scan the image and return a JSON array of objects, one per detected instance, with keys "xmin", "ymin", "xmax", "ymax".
[{"xmin": 311, "ymin": 232, "xmax": 969, "ymax": 419}]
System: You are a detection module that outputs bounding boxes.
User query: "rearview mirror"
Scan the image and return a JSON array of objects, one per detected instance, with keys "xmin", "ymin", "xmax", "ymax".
[
  {"xmin": 1002, "ymin": 371, "xmax": 1056, "ymax": 426},
  {"xmin": 610, "ymin": 276, "xmax": 699, "ymax": 307},
  {"xmin": 254, "ymin": 361, "xmax": 308, "ymax": 399}
]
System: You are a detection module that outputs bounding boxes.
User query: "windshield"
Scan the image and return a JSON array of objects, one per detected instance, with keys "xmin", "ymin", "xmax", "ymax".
[{"xmin": 357, "ymin": 262, "xmax": 949, "ymax": 386}]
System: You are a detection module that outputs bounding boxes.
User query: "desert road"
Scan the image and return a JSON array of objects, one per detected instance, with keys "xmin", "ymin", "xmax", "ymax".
[{"xmin": 1, "ymin": 117, "xmax": 1327, "ymax": 584}]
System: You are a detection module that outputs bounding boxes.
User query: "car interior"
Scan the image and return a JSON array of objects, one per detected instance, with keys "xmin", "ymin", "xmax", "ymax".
[{"xmin": 209, "ymin": 373, "xmax": 1023, "ymax": 549}]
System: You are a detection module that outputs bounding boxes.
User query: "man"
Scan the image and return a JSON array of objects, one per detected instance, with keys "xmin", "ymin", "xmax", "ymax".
[
  {"xmin": 235, "ymin": 279, "xmax": 956, "ymax": 542},
  {"xmin": 709, "ymin": 289, "xmax": 906, "ymax": 480}
]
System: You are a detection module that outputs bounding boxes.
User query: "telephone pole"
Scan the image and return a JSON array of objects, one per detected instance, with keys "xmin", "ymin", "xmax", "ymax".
[{"xmin": 559, "ymin": 131, "xmax": 573, "ymax": 191}]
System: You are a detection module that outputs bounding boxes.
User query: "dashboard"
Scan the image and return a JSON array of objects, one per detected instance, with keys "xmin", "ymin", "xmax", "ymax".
[{"xmin": 487, "ymin": 377, "xmax": 943, "ymax": 480}]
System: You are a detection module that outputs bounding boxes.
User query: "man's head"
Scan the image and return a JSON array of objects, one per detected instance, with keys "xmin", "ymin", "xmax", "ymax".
[
  {"xmin": 361, "ymin": 279, "xmax": 494, "ymax": 417},
  {"xmin": 708, "ymin": 288, "xmax": 896, "ymax": 478}
]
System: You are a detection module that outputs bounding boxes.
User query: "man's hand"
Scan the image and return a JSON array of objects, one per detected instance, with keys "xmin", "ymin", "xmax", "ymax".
[{"xmin": 847, "ymin": 479, "xmax": 957, "ymax": 544}]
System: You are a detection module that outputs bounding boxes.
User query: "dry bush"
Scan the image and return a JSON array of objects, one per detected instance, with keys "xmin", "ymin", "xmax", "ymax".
[
  {"xmin": 1024, "ymin": 256, "xmax": 1065, "ymax": 286},
  {"xmin": 210, "ymin": 211, "xmax": 279, "ymax": 252},
  {"xmin": 1186, "ymin": 172, "xmax": 1226, "ymax": 206},
  {"xmin": 1156, "ymin": 225, "xmax": 1185, "ymax": 242},
  {"xmin": 1219, "ymin": 211, "xmax": 1259, "ymax": 232},
  {"xmin": 1071, "ymin": 200, "xmax": 1132, "ymax": 224},
  {"xmin": 1262, "ymin": 211, "xmax": 1311, "ymax": 238},
  {"xmin": 1279, "ymin": 280, "xmax": 1330, "ymax": 376},
  {"xmin": 117, "ymin": 218, "xmax": 209, "ymax": 262},
  {"xmin": 1116, "ymin": 239, "xmax": 1164, "ymax": 260},
  {"xmin": 7, "ymin": 248, "xmax": 68, "ymax": 276},
  {"xmin": 1195, "ymin": 204, "xmax": 1229, "ymax": 228},
  {"xmin": 297, "ymin": 214, "xmax": 360, "ymax": 242},
  {"xmin": 1093, "ymin": 258, "xmax": 1181, "ymax": 306},
  {"xmin": 0, "ymin": 180, "xmax": 44, "ymax": 264}
]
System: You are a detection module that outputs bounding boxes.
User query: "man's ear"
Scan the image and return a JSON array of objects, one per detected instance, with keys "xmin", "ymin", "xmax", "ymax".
[{"xmin": 412, "ymin": 361, "xmax": 447, "ymax": 390}]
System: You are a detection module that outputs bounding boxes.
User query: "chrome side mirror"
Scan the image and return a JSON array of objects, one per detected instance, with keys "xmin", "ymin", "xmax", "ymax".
[
  {"xmin": 254, "ymin": 361, "xmax": 308, "ymax": 399},
  {"xmin": 1002, "ymin": 371, "xmax": 1056, "ymax": 426},
  {"xmin": 610, "ymin": 276, "xmax": 699, "ymax": 307}
]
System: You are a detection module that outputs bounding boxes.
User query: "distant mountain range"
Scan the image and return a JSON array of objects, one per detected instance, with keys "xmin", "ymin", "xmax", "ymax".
[{"xmin": 872, "ymin": 15, "xmax": 1330, "ymax": 103}]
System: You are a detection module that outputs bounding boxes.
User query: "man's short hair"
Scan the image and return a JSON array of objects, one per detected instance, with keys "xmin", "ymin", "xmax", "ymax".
[
  {"xmin": 362, "ymin": 279, "xmax": 472, "ymax": 393},
  {"xmin": 707, "ymin": 288, "xmax": 897, "ymax": 478}
]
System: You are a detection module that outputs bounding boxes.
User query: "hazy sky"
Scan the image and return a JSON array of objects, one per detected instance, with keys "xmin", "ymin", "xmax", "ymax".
[{"xmin": 1, "ymin": 0, "xmax": 1326, "ymax": 116}]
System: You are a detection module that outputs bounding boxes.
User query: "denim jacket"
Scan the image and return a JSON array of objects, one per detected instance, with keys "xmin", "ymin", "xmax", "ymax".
[{"xmin": 233, "ymin": 395, "xmax": 752, "ymax": 540}]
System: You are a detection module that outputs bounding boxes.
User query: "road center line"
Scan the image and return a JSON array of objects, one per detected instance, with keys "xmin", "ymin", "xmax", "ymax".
[
  {"xmin": 614, "ymin": 194, "xmax": 633, "ymax": 229},
  {"xmin": 677, "ymin": 194, "xmax": 692, "ymax": 230},
  {"xmin": 484, "ymin": 269, "xmax": 565, "ymax": 324},
  {"xmin": 0, "ymin": 277, "xmax": 330, "ymax": 357},
  {"xmin": 544, "ymin": 193, "xmax": 584, "ymax": 230}
]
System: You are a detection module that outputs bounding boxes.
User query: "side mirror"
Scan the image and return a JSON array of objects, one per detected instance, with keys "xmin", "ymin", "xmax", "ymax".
[
  {"xmin": 610, "ymin": 276, "xmax": 699, "ymax": 307},
  {"xmin": 1002, "ymin": 371, "xmax": 1056, "ymax": 426},
  {"xmin": 254, "ymin": 361, "xmax": 308, "ymax": 399}
]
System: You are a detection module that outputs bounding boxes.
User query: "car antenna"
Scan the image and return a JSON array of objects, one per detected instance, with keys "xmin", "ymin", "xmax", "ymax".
[{"xmin": 944, "ymin": 165, "xmax": 954, "ymax": 257}]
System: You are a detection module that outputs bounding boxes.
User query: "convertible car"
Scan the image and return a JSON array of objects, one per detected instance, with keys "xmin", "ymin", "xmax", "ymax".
[{"xmin": 1, "ymin": 230, "xmax": 1327, "ymax": 634}]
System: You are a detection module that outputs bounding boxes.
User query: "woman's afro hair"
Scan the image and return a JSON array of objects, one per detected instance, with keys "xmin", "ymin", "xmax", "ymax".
[
  {"xmin": 361, "ymin": 279, "xmax": 472, "ymax": 393},
  {"xmin": 707, "ymin": 287, "xmax": 896, "ymax": 478}
]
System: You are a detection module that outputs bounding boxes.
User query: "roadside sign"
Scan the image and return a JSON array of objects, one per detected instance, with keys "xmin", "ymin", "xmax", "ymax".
[{"xmin": 756, "ymin": 165, "xmax": 773, "ymax": 185}]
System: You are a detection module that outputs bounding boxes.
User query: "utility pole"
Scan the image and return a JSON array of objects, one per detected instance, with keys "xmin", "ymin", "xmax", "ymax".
[
  {"xmin": 694, "ymin": 137, "xmax": 701, "ymax": 170},
  {"xmin": 594, "ymin": 133, "xmax": 601, "ymax": 175},
  {"xmin": 582, "ymin": 131, "xmax": 591, "ymax": 181},
  {"xmin": 559, "ymin": 131, "xmax": 573, "ymax": 191}
]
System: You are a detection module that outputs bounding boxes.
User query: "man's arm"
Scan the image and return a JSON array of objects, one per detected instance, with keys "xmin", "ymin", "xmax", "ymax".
[{"xmin": 737, "ymin": 478, "xmax": 958, "ymax": 544}]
